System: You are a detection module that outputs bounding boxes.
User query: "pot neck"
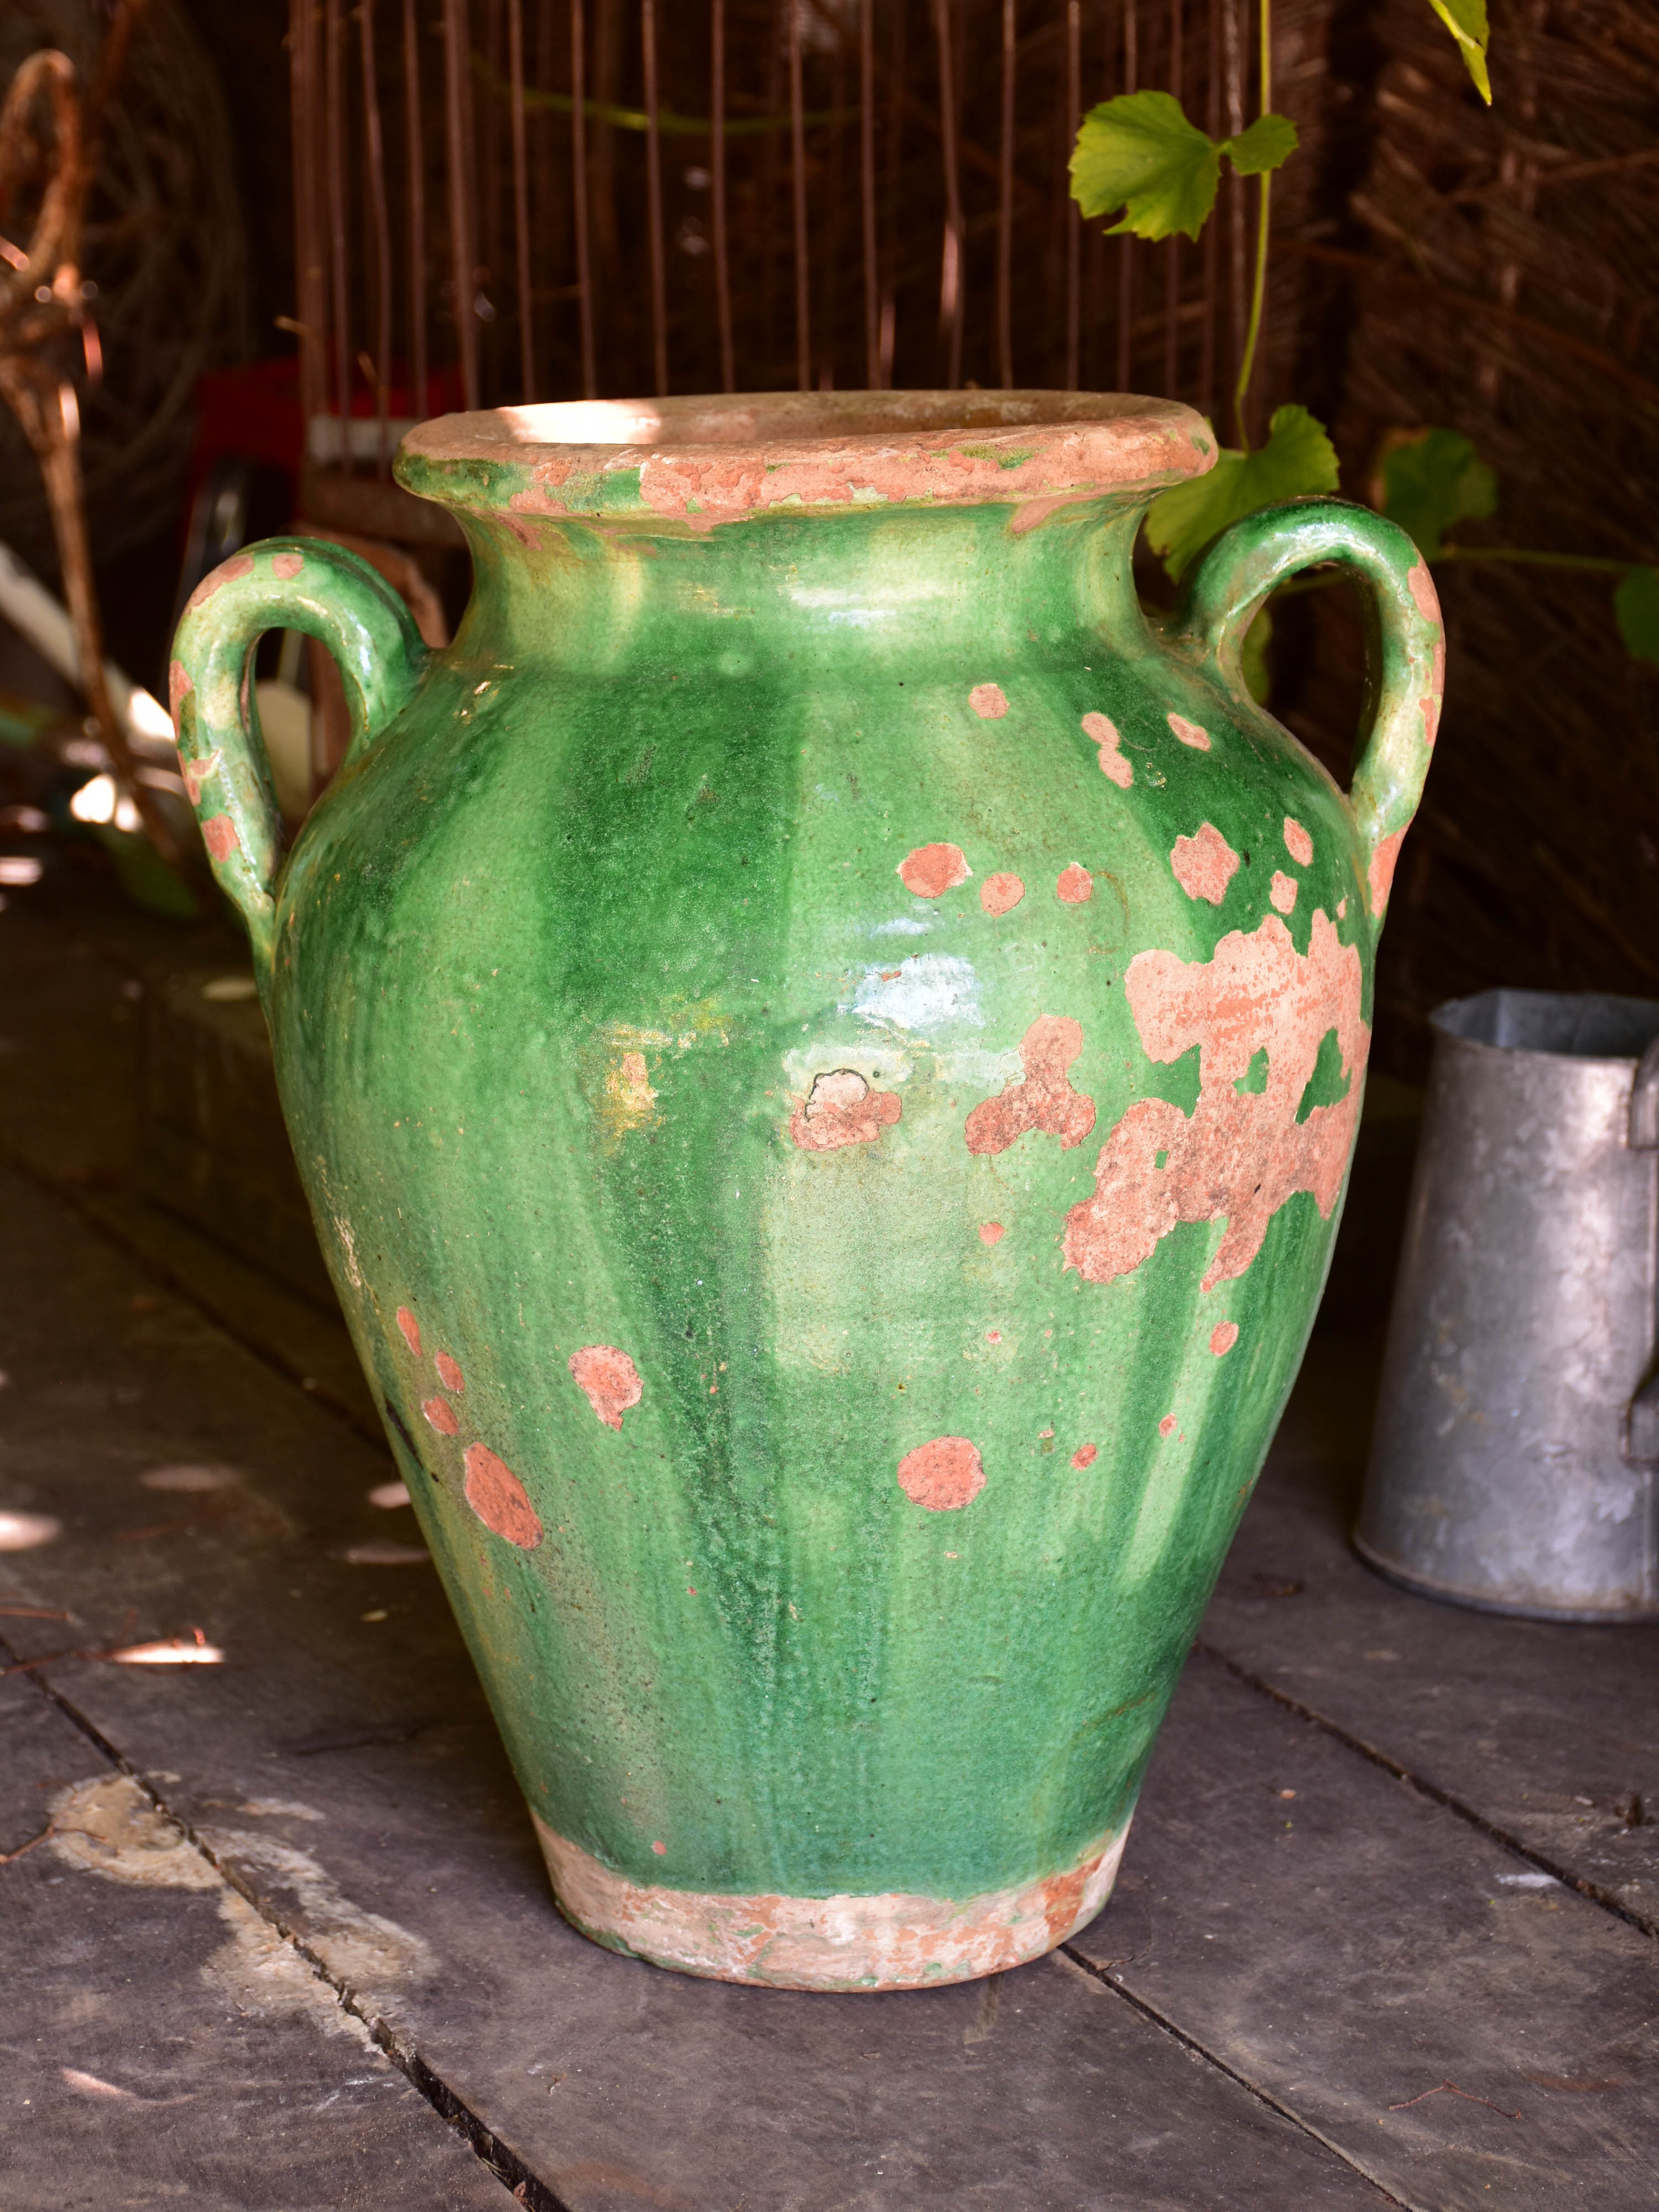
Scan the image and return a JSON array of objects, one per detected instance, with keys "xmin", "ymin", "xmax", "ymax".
[{"xmin": 449, "ymin": 498, "xmax": 1155, "ymax": 675}]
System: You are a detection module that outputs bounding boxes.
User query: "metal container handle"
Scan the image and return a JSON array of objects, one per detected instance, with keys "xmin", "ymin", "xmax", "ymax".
[{"xmin": 1622, "ymin": 1033, "xmax": 1659, "ymax": 1463}]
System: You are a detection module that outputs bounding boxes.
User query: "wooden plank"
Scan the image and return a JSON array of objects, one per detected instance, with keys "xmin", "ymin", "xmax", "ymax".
[
  {"xmin": 0, "ymin": 1166, "xmax": 1391, "ymax": 2209},
  {"xmin": 1202, "ymin": 1337, "xmax": 1659, "ymax": 1932},
  {"xmin": 1073, "ymin": 1650, "xmax": 1659, "ymax": 2211},
  {"xmin": 0, "ymin": 1675, "xmax": 509, "ymax": 2210}
]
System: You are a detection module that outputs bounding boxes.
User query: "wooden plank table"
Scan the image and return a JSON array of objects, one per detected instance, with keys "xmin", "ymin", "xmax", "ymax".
[{"xmin": 1, "ymin": 888, "xmax": 1655, "ymax": 2211}]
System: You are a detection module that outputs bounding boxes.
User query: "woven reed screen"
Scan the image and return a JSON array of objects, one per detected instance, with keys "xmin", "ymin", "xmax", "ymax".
[{"xmin": 288, "ymin": 0, "xmax": 1340, "ymax": 434}]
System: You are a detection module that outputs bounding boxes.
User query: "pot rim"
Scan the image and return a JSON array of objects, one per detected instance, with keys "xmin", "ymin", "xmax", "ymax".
[{"xmin": 394, "ymin": 389, "xmax": 1215, "ymax": 532}]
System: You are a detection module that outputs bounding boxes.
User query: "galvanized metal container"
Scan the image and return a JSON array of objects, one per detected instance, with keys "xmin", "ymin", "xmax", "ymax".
[{"xmin": 1357, "ymin": 989, "xmax": 1659, "ymax": 1621}]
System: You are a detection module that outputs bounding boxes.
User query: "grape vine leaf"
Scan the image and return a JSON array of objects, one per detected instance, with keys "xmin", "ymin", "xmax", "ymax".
[
  {"xmin": 1070, "ymin": 92, "xmax": 1298, "ymax": 243},
  {"xmin": 1227, "ymin": 113, "xmax": 1300, "ymax": 177},
  {"xmin": 1426, "ymin": 0, "xmax": 1492, "ymax": 103},
  {"xmin": 1615, "ymin": 568, "xmax": 1659, "ymax": 667},
  {"xmin": 1145, "ymin": 405, "xmax": 1340, "ymax": 582},
  {"xmin": 1379, "ymin": 429, "xmax": 1497, "ymax": 561}
]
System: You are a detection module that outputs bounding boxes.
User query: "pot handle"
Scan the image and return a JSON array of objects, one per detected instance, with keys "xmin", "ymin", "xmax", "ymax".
[
  {"xmin": 1171, "ymin": 498, "xmax": 1444, "ymax": 924},
  {"xmin": 169, "ymin": 537, "xmax": 428, "ymax": 977}
]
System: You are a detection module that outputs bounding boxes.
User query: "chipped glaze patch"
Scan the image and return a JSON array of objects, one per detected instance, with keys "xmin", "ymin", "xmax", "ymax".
[
  {"xmin": 599, "ymin": 1046, "xmax": 660, "ymax": 1143},
  {"xmin": 968, "ymin": 682, "xmax": 1009, "ymax": 719},
  {"xmin": 980, "ymin": 872, "xmax": 1025, "ymax": 916},
  {"xmin": 1071, "ymin": 1443, "xmax": 1098, "ymax": 1469},
  {"xmin": 1170, "ymin": 823, "xmax": 1240, "ymax": 905},
  {"xmin": 185, "ymin": 553, "xmax": 253, "ymax": 612},
  {"xmin": 965, "ymin": 1016, "xmax": 1095, "ymax": 1157},
  {"xmin": 533, "ymin": 1812, "xmax": 1128, "ymax": 1991},
  {"xmin": 570, "ymin": 1345, "xmax": 644, "ymax": 1431},
  {"xmin": 1210, "ymin": 1321, "xmax": 1239, "ymax": 1355},
  {"xmin": 201, "ymin": 815, "xmax": 241, "ymax": 864},
  {"xmin": 463, "ymin": 1443, "xmax": 543, "ymax": 1548},
  {"xmin": 897, "ymin": 1437, "xmax": 985, "ymax": 1511},
  {"xmin": 168, "ymin": 658, "xmax": 194, "ymax": 719},
  {"xmin": 1167, "ymin": 713, "xmax": 1211, "ymax": 751},
  {"xmin": 1368, "ymin": 828, "xmax": 1407, "ymax": 914},
  {"xmin": 395, "ymin": 1307, "xmax": 422, "ymax": 1357},
  {"xmin": 422, "ymin": 1396, "xmax": 459, "ymax": 1436},
  {"xmin": 1269, "ymin": 871, "xmax": 1298, "ymax": 915},
  {"xmin": 1056, "ymin": 864, "xmax": 1093, "ymax": 905},
  {"xmin": 1159, "ymin": 1415, "xmax": 1177, "ymax": 1438},
  {"xmin": 180, "ymin": 748, "xmax": 220, "ymax": 806},
  {"xmin": 1283, "ymin": 817, "xmax": 1313, "ymax": 867},
  {"xmin": 1063, "ymin": 909, "xmax": 1368, "ymax": 1292},
  {"xmin": 978, "ymin": 1222, "xmax": 1006, "ymax": 1245},
  {"xmin": 790, "ymin": 1068, "xmax": 902, "ymax": 1151},
  {"xmin": 435, "ymin": 1352, "xmax": 465, "ymax": 1393},
  {"xmin": 1407, "ymin": 559, "xmax": 1441, "ymax": 623},
  {"xmin": 272, "ymin": 552, "xmax": 304, "ymax": 581},
  {"xmin": 898, "ymin": 843, "xmax": 971, "ymax": 898},
  {"xmin": 1082, "ymin": 711, "xmax": 1133, "ymax": 789}
]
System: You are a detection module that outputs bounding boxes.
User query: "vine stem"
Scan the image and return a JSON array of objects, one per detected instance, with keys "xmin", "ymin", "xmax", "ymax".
[{"xmin": 1231, "ymin": 0, "xmax": 1271, "ymax": 451}]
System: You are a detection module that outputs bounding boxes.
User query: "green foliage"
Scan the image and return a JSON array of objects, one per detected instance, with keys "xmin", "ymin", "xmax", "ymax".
[
  {"xmin": 1426, "ymin": 0, "xmax": 1493, "ymax": 104},
  {"xmin": 1226, "ymin": 113, "xmax": 1299, "ymax": 178},
  {"xmin": 1145, "ymin": 405, "xmax": 1340, "ymax": 582},
  {"xmin": 1069, "ymin": 91, "xmax": 1298, "ymax": 244},
  {"xmin": 1616, "ymin": 568, "xmax": 1659, "ymax": 667},
  {"xmin": 1379, "ymin": 429, "xmax": 1498, "ymax": 561}
]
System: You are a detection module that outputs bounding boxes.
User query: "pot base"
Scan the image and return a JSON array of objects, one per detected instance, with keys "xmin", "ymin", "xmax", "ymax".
[{"xmin": 532, "ymin": 1814, "xmax": 1129, "ymax": 1990}]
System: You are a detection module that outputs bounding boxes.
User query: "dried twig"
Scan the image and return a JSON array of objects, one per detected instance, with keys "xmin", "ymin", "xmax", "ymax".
[{"xmin": 0, "ymin": 3, "xmax": 181, "ymax": 865}]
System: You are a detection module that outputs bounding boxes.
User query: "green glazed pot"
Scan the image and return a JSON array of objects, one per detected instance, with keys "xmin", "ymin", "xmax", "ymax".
[{"xmin": 170, "ymin": 393, "xmax": 1441, "ymax": 1990}]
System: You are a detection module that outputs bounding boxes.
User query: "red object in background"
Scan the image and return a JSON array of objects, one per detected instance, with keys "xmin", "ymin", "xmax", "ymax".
[{"xmin": 183, "ymin": 356, "xmax": 468, "ymax": 535}]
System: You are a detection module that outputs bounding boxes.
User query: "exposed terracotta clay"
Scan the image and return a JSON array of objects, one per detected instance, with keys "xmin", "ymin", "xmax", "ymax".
[
  {"xmin": 899, "ymin": 843, "xmax": 971, "ymax": 898},
  {"xmin": 1082, "ymin": 711, "xmax": 1134, "ymax": 790},
  {"xmin": 168, "ymin": 658, "xmax": 193, "ymax": 719},
  {"xmin": 897, "ymin": 1437, "xmax": 985, "ymax": 1511},
  {"xmin": 1071, "ymin": 1443, "xmax": 1099, "ymax": 1469},
  {"xmin": 185, "ymin": 553, "xmax": 253, "ymax": 613},
  {"xmin": 1269, "ymin": 871, "xmax": 1298, "ymax": 915},
  {"xmin": 1210, "ymin": 1321, "xmax": 1240, "ymax": 1355},
  {"xmin": 1063, "ymin": 909, "xmax": 1368, "ymax": 1292},
  {"xmin": 179, "ymin": 747, "xmax": 219, "ymax": 806},
  {"xmin": 533, "ymin": 1812, "xmax": 1128, "ymax": 1990},
  {"xmin": 272, "ymin": 552, "xmax": 305, "ymax": 581},
  {"xmin": 570, "ymin": 1344, "xmax": 644, "ymax": 1431},
  {"xmin": 396, "ymin": 1306, "xmax": 422, "ymax": 1357},
  {"xmin": 422, "ymin": 1396, "xmax": 459, "ymax": 1436},
  {"xmin": 1159, "ymin": 1415, "xmax": 1177, "ymax": 1438},
  {"xmin": 201, "ymin": 816, "xmax": 241, "ymax": 864},
  {"xmin": 435, "ymin": 1352, "xmax": 465, "ymax": 1394},
  {"xmin": 1423, "ymin": 637, "xmax": 1446, "ymax": 748},
  {"xmin": 978, "ymin": 1222, "xmax": 1006, "ymax": 1245},
  {"xmin": 1056, "ymin": 864, "xmax": 1094, "ymax": 905},
  {"xmin": 1167, "ymin": 713, "xmax": 1211, "ymax": 751},
  {"xmin": 1368, "ymin": 828, "xmax": 1407, "ymax": 915},
  {"xmin": 980, "ymin": 873, "xmax": 1025, "ymax": 916},
  {"xmin": 964, "ymin": 1015, "xmax": 1095, "ymax": 1156},
  {"xmin": 789, "ymin": 1068, "xmax": 902, "ymax": 1152},
  {"xmin": 1407, "ymin": 559, "xmax": 1441, "ymax": 622},
  {"xmin": 1169, "ymin": 823, "xmax": 1240, "ymax": 906},
  {"xmin": 463, "ymin": 1443, "xmax": 544, "ymax": 1549},
  {"xmin": 968, "ymin": 683, "xmax": 1009, "ymax": 720},
  {"xmin": 1283, "ymin": 817, "xmax": 1313, "ymax": 867}
]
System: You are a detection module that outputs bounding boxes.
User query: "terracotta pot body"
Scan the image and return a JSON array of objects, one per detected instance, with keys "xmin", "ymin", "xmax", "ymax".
[{"xmin": 170, "ymin": 394, "xmax": 1442, "ymax": 1990}]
